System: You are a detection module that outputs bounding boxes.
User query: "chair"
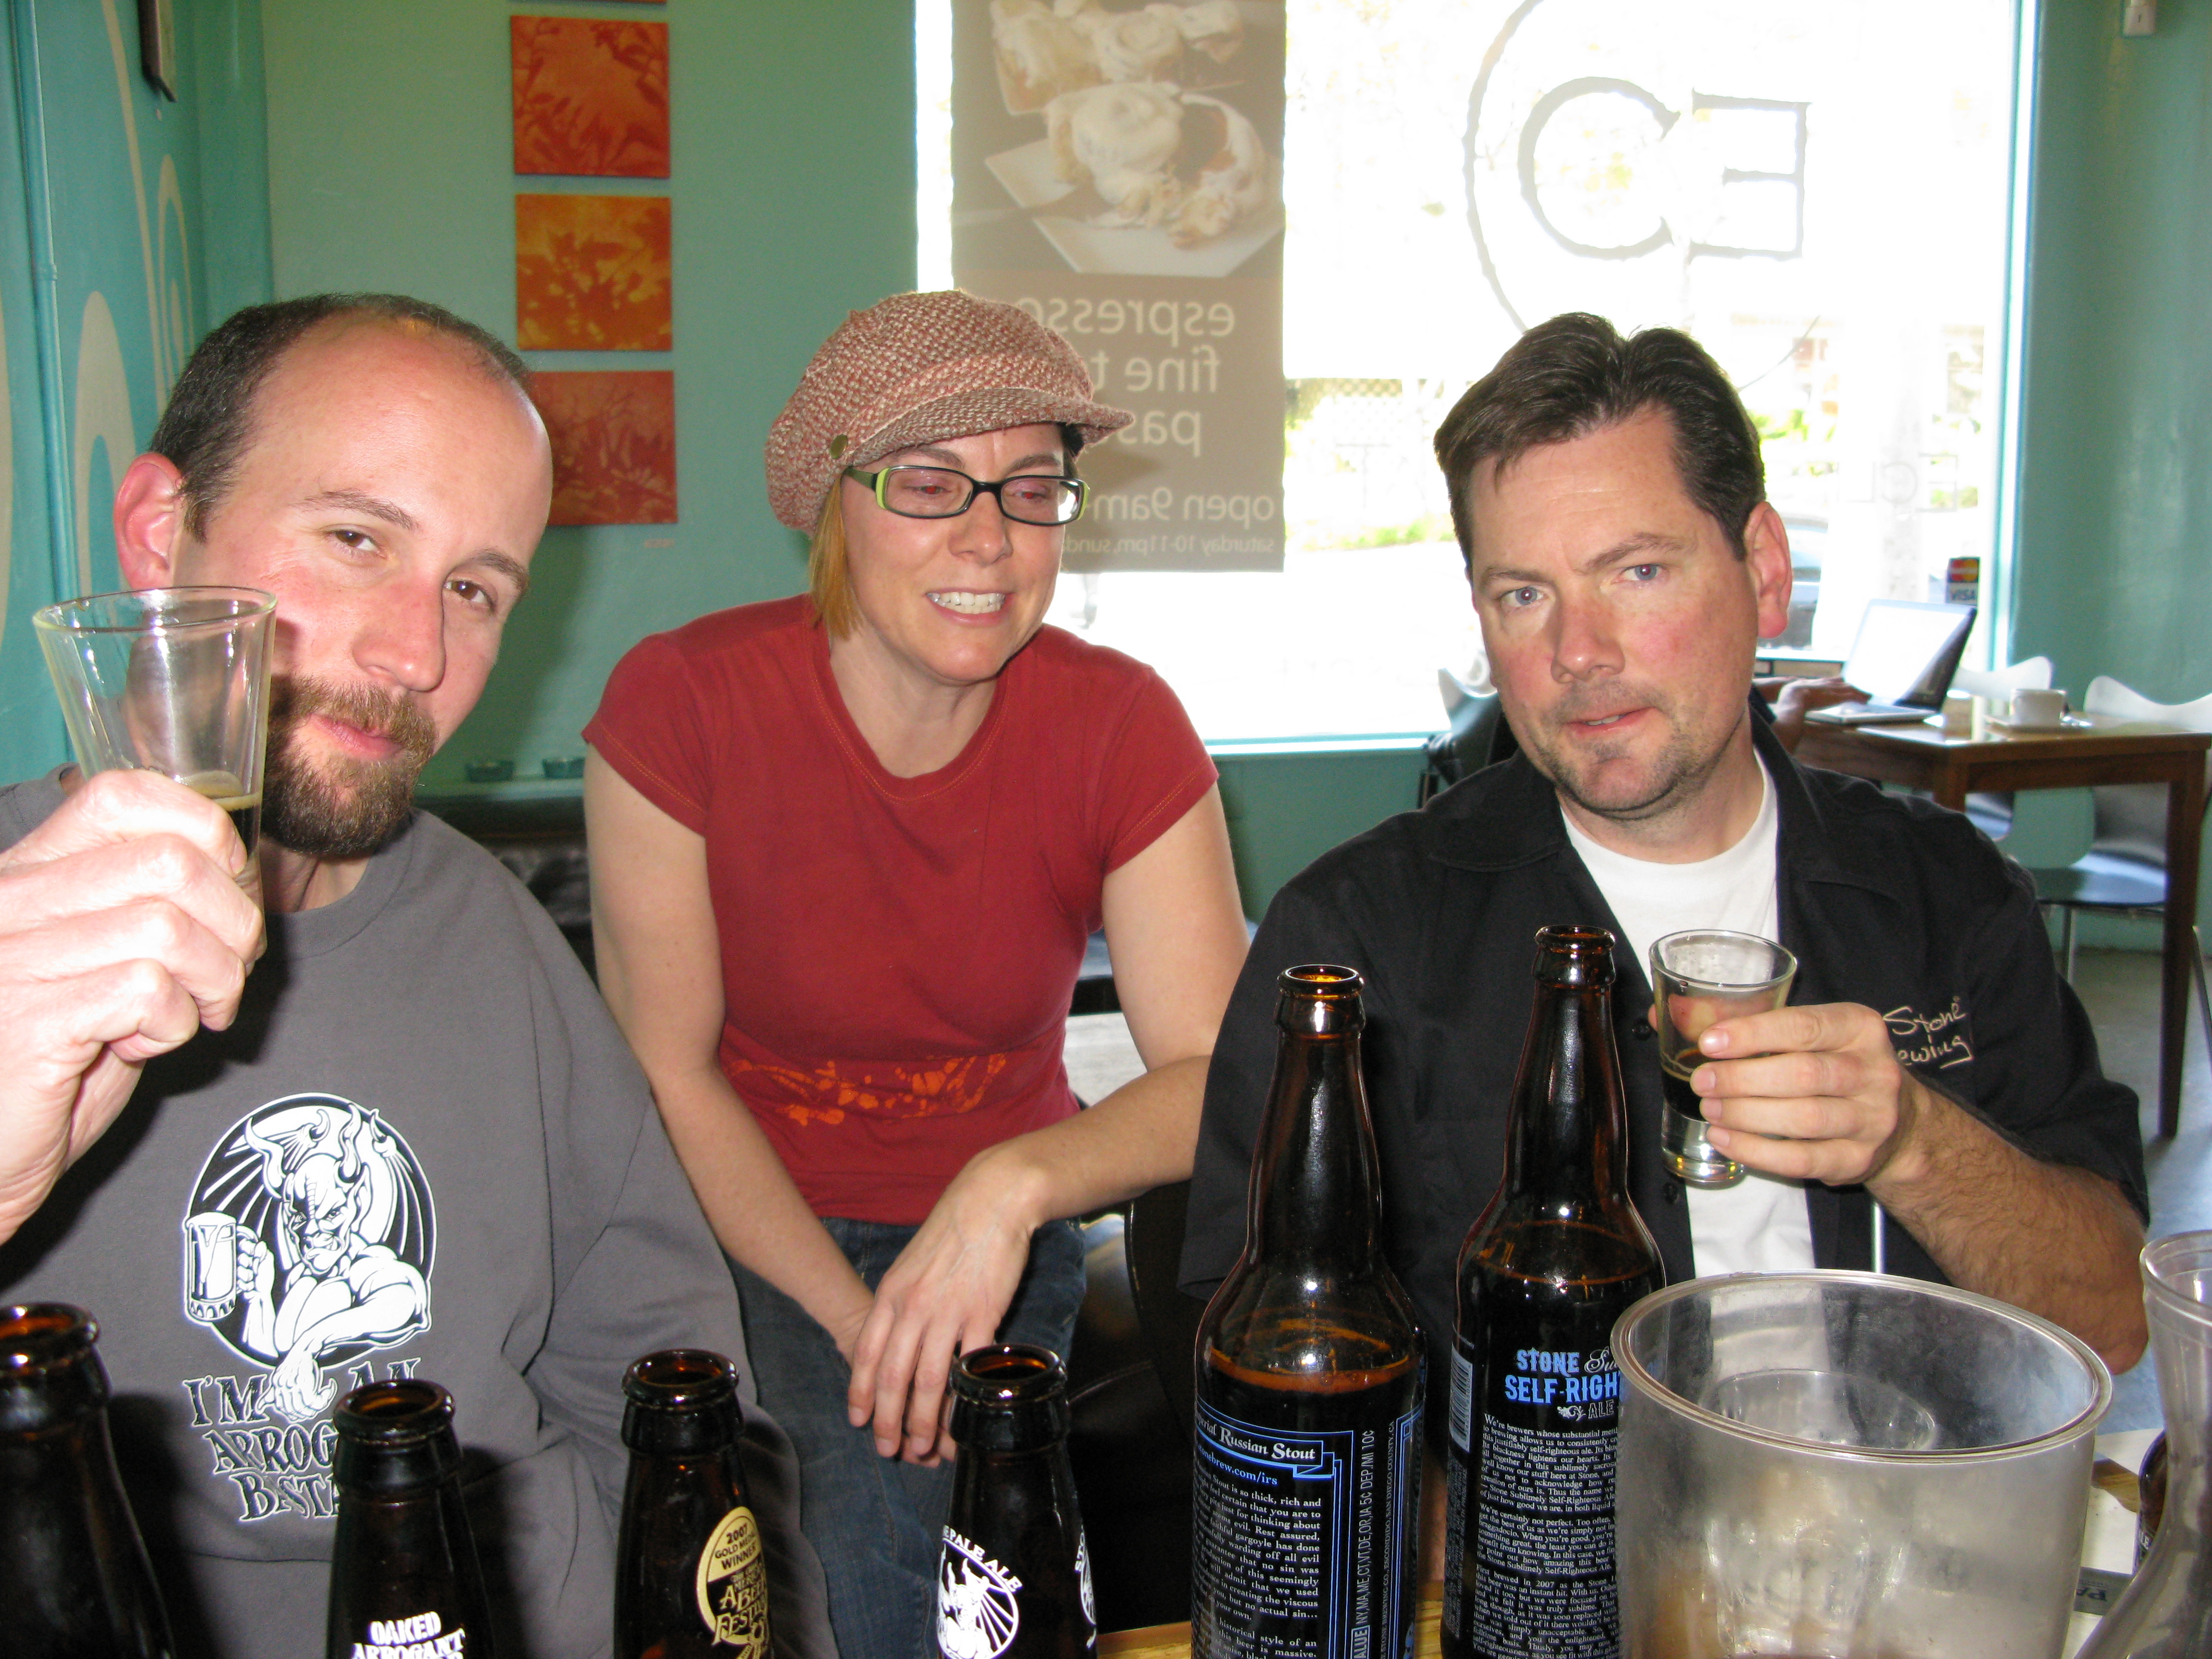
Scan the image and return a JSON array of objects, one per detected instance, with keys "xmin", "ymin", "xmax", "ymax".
[
  {"xmin": 1949, "ymin": 656, "xmax": 2053, "ymax": 839},
  {"xmin": 1422, "ymin": 669, "xmax": 1516, "ymax": 804},
  {"xmin": 1951, "ymin": 657, "xmax": 2054, "ymax": 706},
  {"xmin": 2022, "ymin": 675, "xmax": 2212, "ymax": 1091},
  {"xmin": 1063, "ymin": 1184, "xmax": 1202, "ymax": 1629}
]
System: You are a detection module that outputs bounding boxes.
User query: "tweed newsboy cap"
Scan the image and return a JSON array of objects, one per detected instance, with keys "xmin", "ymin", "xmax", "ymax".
[{"xmin": 764, "ymin": 290, "xmax": 1132, "ymax": 531}]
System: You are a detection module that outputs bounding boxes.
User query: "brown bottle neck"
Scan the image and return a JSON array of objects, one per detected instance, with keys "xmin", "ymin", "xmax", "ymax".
[
  {"xmin": 623, "ymin": 1397, "xmax": 741, "ymax": 1460},
  {"xmin": 330, "ymin": 1483, "xmax": 482, "ymax": 1599},
  {"xmin": 1243, "ymin": 1014, "xmax": 1387, "ymax": 1271},
  {"xmin": 1501, "ymin": 978, "xmax": 1632, "ymax": 1204},
  {"xmin": 0, "ymin": 1305, "xmax": 111, "ymax": 1434}
]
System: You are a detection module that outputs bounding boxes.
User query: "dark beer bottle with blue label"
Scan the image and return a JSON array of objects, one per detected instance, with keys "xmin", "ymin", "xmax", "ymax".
[
  {"xmin": 1441, "ymin": 926, "xmax": 1663, "ymax": 1659},
  {"xmin": 1191, "ymin": 965, "xmax": 1423, "ymax": 1659}
]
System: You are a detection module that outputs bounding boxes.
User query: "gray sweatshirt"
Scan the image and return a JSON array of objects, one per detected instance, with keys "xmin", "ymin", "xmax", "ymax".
[{"xmin": 0, "ymin": 775, "xmax": 835, "ymax": 1659}]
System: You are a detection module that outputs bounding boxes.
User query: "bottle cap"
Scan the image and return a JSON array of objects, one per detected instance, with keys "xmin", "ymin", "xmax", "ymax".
[
  {"xmin": 332, "ymin": 1379, "xmax": 463, "ymax": 1493},
  {"xmin": 0, "ymin": 1303, "xmax": 109, "ymax": 1431},
  {"xmin": 621, "ymin": 1349, "xmax": 743, "ymax": 1454},
  {"xmin": 949, "ymin": 1343, "xmax": 1070, "ymax": 1452},
  {"xmin": 1275, "ymin": 963, "xmax": 1366, "ymax": 1035}
]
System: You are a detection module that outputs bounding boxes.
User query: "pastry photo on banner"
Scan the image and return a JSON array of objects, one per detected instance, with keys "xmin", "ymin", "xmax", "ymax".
[
  {"xmin": 950, "ymin": 1, "xmax": 1287, "ymax": 571},
  {"xmin": 961, "ymin": 0, "xmax": 1283, "ymax": 279}
]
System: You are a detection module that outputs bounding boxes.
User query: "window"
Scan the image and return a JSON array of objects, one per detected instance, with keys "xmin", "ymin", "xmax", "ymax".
[{"xmin": 922, "ymin": 0, "xmax": 2025, "ymax": 739}]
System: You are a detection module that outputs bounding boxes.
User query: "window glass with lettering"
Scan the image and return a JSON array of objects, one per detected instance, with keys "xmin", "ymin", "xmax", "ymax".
[{"xmin": 919, "ymin": 0, "xmax": 2018, "ymax": 738}]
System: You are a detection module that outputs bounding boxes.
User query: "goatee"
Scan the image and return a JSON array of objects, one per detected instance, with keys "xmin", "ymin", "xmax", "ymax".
[{"xmin": 262, "ymin": 676, "xmax": 439, "ymax": 860}]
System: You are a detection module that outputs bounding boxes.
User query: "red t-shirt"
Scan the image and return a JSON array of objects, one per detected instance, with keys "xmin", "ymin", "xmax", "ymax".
[{"xmin": 583, "ymin": 596, "xmax": 1218, "ymax": 1224}]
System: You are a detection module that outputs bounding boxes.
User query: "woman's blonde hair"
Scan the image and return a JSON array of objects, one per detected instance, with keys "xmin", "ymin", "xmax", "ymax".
[{"xmin": 807, "ymin": 480, "xmax": 857, "ymax": 637}]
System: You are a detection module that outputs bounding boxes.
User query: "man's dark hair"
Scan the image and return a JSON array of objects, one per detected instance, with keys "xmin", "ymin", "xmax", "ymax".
[
  {"xmin": 149, "ymin": 293, "xmax": 531, "ymax": 536},
  {"xmin": 1433, "ymin": 312, "xmax": 1766, "ymax": 569}
]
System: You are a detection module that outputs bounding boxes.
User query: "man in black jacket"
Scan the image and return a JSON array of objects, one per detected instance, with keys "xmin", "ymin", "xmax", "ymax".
[{"xmin": 1181, "ymin": 313, "xmax": 2148, "ymax": 1383}]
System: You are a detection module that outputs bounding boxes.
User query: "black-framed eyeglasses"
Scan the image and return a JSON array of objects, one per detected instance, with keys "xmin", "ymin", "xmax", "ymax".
[{"xmin": 844, "ymin": 465, "xmax": 1091, "ymax": 526}]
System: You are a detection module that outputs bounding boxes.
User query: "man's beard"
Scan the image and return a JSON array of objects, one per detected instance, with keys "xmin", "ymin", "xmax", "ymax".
[
  {"xmin": 1519, "ymin": 684, "xmax": 1738, "ymax": 826},
  {"xmin": 262, "ymin": 675, "xmax": 439, "ymax": 860}
]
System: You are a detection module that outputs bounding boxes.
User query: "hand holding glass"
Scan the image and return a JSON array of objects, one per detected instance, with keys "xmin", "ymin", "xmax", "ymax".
[
  {"xmin": 33, "ymin": 587, "xmax": 276, "ymax": 879},
  {"xmin": 1650, "ymin": 928, "xmax": 1798, "ymax": 1188}
]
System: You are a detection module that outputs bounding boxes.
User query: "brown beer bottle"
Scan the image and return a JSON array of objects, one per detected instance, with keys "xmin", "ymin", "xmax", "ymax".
[
  {"xmin": 615, "ymin": 1349, "xmax": 771, "ymax": 1659},
  {"xmin": 0, "ymin": 1304, "xmax": 175, "ymax": 1658},
  {"xmin": 1191, "ymin": 965, "xmax": 1423, "ymax": 1659},
  {"xmin": 935, "ymin": 1344, "xmax": 1094, "ymax": 1659},
  {"xmin": 324, "ymin": 1379, "xmax": 495, "ymax": 1659},
  {"xmin": 1441, "ymin": 926, "xmax": 1664, "ymax": 1659}
]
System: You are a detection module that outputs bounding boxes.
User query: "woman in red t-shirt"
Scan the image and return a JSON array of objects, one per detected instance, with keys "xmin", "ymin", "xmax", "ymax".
[{"xmin": 584, "ymin": 291, "xmax": 1249, "ymax": 1655}]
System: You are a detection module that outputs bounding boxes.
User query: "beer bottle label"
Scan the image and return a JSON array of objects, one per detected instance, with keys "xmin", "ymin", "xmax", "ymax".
[
  {"xmin": 695, "ymin": 1505, "xmax": 770, "ymax": 1655},
  {"xmin": 340, "ymin": 1610, "xmax": 471, "ymax": 1657},
  {"xmin": 1076, "ymin": 1527, "xmax": 1098, "ymax": 1645},
  {"xmin": 1450, "ymin": 1333, "xmax": 1625, "ymax": 1659},
  {"xmin": 1190, "ymin": 1397, "xmax": 1422, "ymax": 1659},
  {"xmin": 1442, "ymin": 1347, "xmax": 1474, "ymax": 1640},
  {"xmin": 937, "ymin": 1525, "xmax": 1025, "ymax": 1659}
]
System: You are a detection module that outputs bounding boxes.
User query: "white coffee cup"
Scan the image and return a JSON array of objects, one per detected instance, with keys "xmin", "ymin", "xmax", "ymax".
[{"xmin": 2011, "ymin": 687, "xmax": 2069, "ymax": 729}]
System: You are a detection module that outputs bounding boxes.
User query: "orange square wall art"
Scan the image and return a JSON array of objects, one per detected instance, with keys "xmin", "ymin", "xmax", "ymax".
[
  {"xmin": 516, "ymin": 193, "xmax": 672, "ymax": 351},
  {"xmin": 535, "ymin": 371, "xmax": 677, "ymax": 526},
  {"xmin": 512, "ymin": 15, "xmax": 669, "ymax": 177}
]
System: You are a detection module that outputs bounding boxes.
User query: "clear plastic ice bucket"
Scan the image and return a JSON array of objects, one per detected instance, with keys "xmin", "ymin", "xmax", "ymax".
[{"xmin": 1615, "ymin": 1271, "xmax": 2110, "ymax": 1658}]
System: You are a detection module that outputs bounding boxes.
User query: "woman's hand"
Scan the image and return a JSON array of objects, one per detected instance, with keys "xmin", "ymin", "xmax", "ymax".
[
  {"xmin": 839, "ymin": 785, "xmax": 1250, "ymax": 1462},
  {"xmin": 846, "ymin": 1151, "xmax": 1045, "ymax": 1463}
]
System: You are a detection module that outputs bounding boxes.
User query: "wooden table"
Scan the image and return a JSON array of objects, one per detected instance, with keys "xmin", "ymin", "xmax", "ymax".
[{"xmin": 1795, "ymin": 713, "xmax": 2212, "ymax": 1136}]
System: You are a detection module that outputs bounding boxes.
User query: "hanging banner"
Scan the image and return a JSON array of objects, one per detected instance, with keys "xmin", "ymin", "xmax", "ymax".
[{"xmin": 951, "ymin": 2, "xmax": 1286, "ymax": 571}]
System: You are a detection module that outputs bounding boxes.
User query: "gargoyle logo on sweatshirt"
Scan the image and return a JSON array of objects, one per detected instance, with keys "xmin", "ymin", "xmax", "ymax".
[{"xmin": 178, "ymin": 1094, "xmax": 437, "ymax": 1521}]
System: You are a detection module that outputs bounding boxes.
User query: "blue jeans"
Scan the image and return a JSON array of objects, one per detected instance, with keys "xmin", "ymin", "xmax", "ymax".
[{"xmin": 729, "ymin": 1216, "xmax": 1088, "ymax": 1659}]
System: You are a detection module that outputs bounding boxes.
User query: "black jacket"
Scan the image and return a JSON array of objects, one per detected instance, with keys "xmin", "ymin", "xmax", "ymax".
[{"xmin": 1181, "ymin": 719, "xmax": 2148, "ymax": 1385}]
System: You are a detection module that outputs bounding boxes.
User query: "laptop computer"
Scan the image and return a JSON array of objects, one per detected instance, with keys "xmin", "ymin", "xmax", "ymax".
[{"xmin": 1804, "ymin": 599, "xmax": 1978, "ymax": 726}]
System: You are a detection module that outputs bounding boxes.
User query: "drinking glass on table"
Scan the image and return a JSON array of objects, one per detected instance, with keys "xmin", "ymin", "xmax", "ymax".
[
  {"xmin": 1651, "ymin": 928, "xmax": 1798, "ymax": 1188},
  {"xmin": 33, "ymin": 586, "xmax": 276, "ymax": 888}
]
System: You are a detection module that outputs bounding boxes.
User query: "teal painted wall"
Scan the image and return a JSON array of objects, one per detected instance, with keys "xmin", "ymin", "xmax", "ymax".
[
  {"xmin": 0, "ymin": 0, "xmax": 272, "ymax": 781},
  {"xmin": 0, "ymin": 11, "xmax": 53, "ymax": 778},
  {"xmin": 2002, "ymin": 0, "xmax": 2212, "ymax": 930},
  {"xmin": 2013, "ymin": 0, "xmax": 2211, "ymax": 705},
  {"xmin": 1215, "ymin": 747, "xmax": 1428, "ymax": 919},
  {"xmin": 260, "ymin": 0, "xmax": 920, "ymax": 791}
]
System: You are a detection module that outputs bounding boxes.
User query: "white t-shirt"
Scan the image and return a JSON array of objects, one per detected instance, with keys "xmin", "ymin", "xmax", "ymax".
[{"xmin": 1561, "ymin": 764, "xmax": 1818, "ymax": 1276}]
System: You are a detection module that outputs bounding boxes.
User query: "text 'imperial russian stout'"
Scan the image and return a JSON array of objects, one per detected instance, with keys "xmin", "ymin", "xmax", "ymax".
[
  {"xmin": 1442, "ymin": 926, "xmax": 1664, "ymax": 1659},
  {"xmin": 1192, "ymin": 964, "xmax": 1423, "ymax": 1659}
]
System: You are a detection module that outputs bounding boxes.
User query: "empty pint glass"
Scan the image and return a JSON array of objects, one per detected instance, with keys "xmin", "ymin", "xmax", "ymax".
[{"xmin": 1651, "ymin": 930, "xmax": 1797, "ymax": 1188}]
